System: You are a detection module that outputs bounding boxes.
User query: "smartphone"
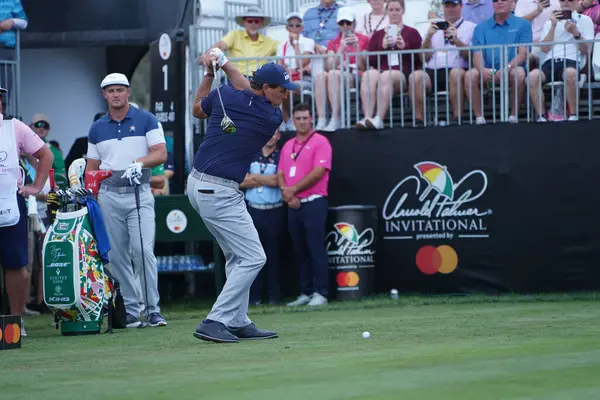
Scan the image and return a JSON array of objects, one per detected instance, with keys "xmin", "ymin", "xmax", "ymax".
[
  {"xmin": 435, "ymin": 21, "xmax": 450, "ymax": 30},
  {"xmin": 558, "ymin": 10, "xmax": 572, "ymax": 20},
  {"xmin": 388, "ymin": 24, "xmax": 398, "ymax": 38}
]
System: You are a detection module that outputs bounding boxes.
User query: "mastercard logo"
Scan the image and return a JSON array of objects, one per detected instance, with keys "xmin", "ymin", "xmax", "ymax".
[
  {"xmin": 416, "ymin": 245, "xmax": 458, "ymax": 275},
  {"xmin": 336, "ymin": 271, "xmax": 360, "ymax": 287},
  {"xmin": 0, "ymin": 323, "xmax": 21, "ymax": 344}
]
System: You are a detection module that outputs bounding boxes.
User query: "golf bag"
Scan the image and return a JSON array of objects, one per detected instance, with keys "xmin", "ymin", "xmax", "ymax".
[{"xmin": 42, "ymin": 199, "xmax": 115, "ymax": 335}]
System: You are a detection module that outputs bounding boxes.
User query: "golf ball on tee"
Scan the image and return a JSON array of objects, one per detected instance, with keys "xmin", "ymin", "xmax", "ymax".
[{"xmin": 362, "ymin": 331, "xmax": 371, "ymax": 339}]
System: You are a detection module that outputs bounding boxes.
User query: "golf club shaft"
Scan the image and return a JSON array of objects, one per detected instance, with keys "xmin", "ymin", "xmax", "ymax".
[
  {"xmin": 212, "ymin": 60, "xmax": 229, "ymax": 118},
  {"xmin": 134, "ymin": 184, "xmax": 151, "ymax": 327}
]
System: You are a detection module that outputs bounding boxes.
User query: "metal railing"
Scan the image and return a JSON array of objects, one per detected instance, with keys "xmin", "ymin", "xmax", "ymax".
[
  {"xmin": 0, "ymin": 31, "xmax": 21, "ymax": 118},
  {"xmin": 188, "ymin": 39, "xmax": 600, "ymax": 133}
]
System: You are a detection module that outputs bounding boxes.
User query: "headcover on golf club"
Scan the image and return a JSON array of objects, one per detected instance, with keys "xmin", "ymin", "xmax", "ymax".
[
  {"xmin": 85, "ymin": 170, "xmax": 113, "ymax": 196},
  {"xmin": 68, "ymin": 158, "xmax": 87, "ymax": 190}
]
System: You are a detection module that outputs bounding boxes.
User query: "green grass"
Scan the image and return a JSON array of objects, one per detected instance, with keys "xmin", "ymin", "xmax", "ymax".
[{"xmin": 4, "ymin": 293, "xmax": 600, "ymax": 400}]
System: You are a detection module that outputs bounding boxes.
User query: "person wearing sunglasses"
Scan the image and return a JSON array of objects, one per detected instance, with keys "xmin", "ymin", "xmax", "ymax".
[
  {"xmin": 199, "ymin": 6, "xmax": 278, "ymax": 80},
  {"xmin": 465, "ymin": 0, "xmax": 532, "ymax": 124},
  {"xmin": 30, "ymin": 114, "xmax": 67, "ymax": 188},
  {"xmin": 529, "ymin": 0, "xmax": 594, "ymax": 121},
  {"xmin": 314, "ymin": 8, "xmax": 370, "ymax": 131},
  {"xmin": 276, "ymin": 12, "xmax": 317, "ymax": 132}
]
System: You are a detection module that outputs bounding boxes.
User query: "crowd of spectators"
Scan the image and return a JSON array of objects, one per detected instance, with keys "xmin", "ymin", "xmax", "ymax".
[{"xmin": 202, "ymin": 0, "xmax": 600, "ymax": 130}]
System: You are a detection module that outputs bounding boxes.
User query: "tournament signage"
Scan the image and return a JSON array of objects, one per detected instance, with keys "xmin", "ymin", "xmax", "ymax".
[
  {"xmin": 150, "ymin": 33, "xmax": 178, "ymax": 132},
  {"xmin": 326, "ymin": 206, "xmax": 377, "ymax": 300},
  {"xmin": 282, "ymin": 121, "xmax": 600, "ymax": 295}
]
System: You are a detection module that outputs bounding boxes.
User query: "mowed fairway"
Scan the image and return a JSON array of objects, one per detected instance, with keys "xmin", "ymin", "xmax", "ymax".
[{"xmin": 3, "ymin": 295, "xmax": 600, "ymax": 400}]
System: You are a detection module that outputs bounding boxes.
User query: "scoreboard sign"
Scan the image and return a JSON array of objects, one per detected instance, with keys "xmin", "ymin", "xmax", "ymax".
[{"xmin": 150, "ymin": 33, "xmax": 178, "ymax": 133}]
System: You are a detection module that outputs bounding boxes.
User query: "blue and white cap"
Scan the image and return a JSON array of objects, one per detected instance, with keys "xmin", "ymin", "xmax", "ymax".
[{"xmin": 253, "ymin": 63, "xmax": 298, "ymax": 91}]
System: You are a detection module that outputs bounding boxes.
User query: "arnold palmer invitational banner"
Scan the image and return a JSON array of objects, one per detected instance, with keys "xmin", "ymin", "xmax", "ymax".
[{"xmin": 283, "ymin": 120, "xmax": 600, "ymax": 294}]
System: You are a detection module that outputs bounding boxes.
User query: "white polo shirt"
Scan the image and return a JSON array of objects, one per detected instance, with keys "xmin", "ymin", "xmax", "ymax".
[
  {"xmin": 515, "ymin": 0, "xmax": 561, "ymax": 42},
  {"xmin": 540, "ymin": 11, "xmax": 595, "ymax": 64},
  {"xmin": 276, "ymin": 35, "xmax": 315, "ymax": 71},
  {"xmin": 87, "ymin": 107, "xmax": 165, "ymax": 171}
]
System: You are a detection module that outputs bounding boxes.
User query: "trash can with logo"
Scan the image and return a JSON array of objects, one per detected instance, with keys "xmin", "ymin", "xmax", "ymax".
[{"xmin": 326, "ymin": 205, "xmax": 377, "ymax": 301}]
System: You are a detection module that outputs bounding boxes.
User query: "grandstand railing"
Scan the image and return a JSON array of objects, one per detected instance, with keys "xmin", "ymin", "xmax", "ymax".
[
  {"xmin": 189, "ymin": 39, "xmax": 600, "ymax": 132},
  {"xmin": 0, "ymin": 31, "xmax": 21, "ymax": 118}
]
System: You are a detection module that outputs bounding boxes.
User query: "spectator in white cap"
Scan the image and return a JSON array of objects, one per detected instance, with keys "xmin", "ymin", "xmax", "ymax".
[
  {"xmin": 315, "ymin": 7, "xmax": 369, "ymax": 131},
  {"xmin": 277, "ymin": 12, "xmax": 316, "ymax": 132},
  {"xmin": 85, "ymin": 72, "xmax": 168, "ymax": 328},
  {"xmin": 200, "ymin": 6, "xmax": 278, "ymax": 78}
]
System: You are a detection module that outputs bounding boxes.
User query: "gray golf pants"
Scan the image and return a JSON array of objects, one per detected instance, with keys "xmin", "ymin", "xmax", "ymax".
[
  {"xmin": 98, "ymin": 184, "xmax": 161, "ymax": 317},
  {"xmin": 187, "ymin": 170, "xmax": 266, "ymax": 328}
]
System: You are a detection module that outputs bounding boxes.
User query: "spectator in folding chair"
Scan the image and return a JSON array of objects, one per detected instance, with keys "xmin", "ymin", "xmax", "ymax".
[
  {"xmin": 277, "ymin": 12, "xmax": 316, "ymax": 132},
  {"xmin": 315, "ymin": 8, "xmax": 369, "ymax": 132},
  {"xmin": 464, "ymin": 0, "xmax": 532, "ymax": 124},
  {"xmin": 356, "ymin": 0, "xmax": 390, "ymax": 37},
  {"xmin": 528, "ymin": 3, "xmax": 594, "ymax": 121},
  {"xmin": 356, "ymin": 0, "xmax": 423, "ymax": 130},
  {"xmin": 515, "ymin": 0, "xmax": 560, "ymax": 69},
  {"xmin": 408, "ymin": 0, "xmax": 477, "ymax": 126}
]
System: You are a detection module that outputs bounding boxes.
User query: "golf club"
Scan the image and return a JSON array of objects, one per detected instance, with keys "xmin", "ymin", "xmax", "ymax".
[
  {"xmin": 212, "ymin": 60, "xmax": 236, "ymax": 134},
  {"xmin": 133, "ymin": 183, "xmax": 151, "ymax": 329}
]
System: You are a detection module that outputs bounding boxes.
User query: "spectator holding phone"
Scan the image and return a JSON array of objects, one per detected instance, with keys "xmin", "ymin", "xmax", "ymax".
[
  {"xmin": 356, "ymin": 0, "xmax": 423, "ymax": 130},
  {"xmin": 408, "ymin": 0, "xmax": 476, "ymax": 126},
  {"xmin": 314, "ymin": 8, "xmax": 369, "ymax": 131},
  {"xmin": 464, "ymin": 0, "xmax": 532, "ymax": 124},
  {"xmin": 516, "ymin": 0, "xmax": 560, "ymax": 66},
  {"xmin": 528, "ymin": 1, "xmax": 594, "ymax": 121}
]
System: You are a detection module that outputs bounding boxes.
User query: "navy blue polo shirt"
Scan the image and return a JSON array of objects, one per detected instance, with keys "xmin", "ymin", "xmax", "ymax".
[
  {"xmin": 87, "ymin": 107, "xmax": 165, "ymax": 171},
  {"xmin": 193, "ymin": 84, "xmax": 282, "ymax": 183},
  {"xmin": 472, "ymin": 14, "xmax": 532, "ymax": 70}
]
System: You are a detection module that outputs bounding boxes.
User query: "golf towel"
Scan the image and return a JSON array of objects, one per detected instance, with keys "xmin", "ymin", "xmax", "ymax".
[{"xmin": 85, "ymin": 197, "xmax": 111, "ymax": 265}]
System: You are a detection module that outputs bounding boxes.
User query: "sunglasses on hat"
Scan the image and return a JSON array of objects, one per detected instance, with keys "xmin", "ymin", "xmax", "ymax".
[{"xmin": 34, "ymin": 121, "xmax": 50, "ymax": 129}]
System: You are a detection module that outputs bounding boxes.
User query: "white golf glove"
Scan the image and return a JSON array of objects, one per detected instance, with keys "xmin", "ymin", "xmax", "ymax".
[
  {"xmin": 209, "ymin": 47, "xmax": 228, "ymax": 68},
  {"xmin": 121, "ymin": 161, "xmax": 143, "ymax": 185}
]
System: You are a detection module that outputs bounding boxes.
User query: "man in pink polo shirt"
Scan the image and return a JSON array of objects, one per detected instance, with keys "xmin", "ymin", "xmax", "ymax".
[
  {"xmin": 278, "ymin": 103, "xmax": 332, "ymax": 307},
  {"xmin": 0, "ymin": 86, "xmax": 53, "ymax": 336}
]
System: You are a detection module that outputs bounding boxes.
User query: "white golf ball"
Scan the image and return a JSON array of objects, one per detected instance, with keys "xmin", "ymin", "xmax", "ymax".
[{"xmin": 362, "ymin": 331, "xmax": 371, "ymax": 339}]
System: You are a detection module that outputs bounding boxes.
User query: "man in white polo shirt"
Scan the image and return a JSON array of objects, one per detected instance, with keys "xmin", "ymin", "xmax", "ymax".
[
  {"xmin": 85, "ymin": 73, "xmax": 168, "ymax": 328},
  {"xmin": 528, "ymin": 2, "xmax": 594, "ymax": 121},
  {"xmin": 408, "ymin": 0, "xmax": 476, "ymax": 125},
  {"xmin": 277, "ymin": 12, "xmax": 316, "ymax": 131}
]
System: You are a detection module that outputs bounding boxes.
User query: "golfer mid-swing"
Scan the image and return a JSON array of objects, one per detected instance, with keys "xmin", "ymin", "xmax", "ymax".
[{"xmin": 190, "ymin": 50, "xmax": 297, "ymax": 343}]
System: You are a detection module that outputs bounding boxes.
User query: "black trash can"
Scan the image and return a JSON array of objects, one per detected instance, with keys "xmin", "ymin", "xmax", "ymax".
[{"xmin": 326, "ymin": 205, "xmax": 377, "ymax": 301}]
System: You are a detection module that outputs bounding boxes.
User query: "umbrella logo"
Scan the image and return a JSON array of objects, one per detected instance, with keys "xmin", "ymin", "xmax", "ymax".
[
  {"xmin": 333, "ymin": 223, "xmax": 359, "ymax": 245},
  {"xmin": 415, "ymin": 161, "xmax": 454, "ymax": 201}
]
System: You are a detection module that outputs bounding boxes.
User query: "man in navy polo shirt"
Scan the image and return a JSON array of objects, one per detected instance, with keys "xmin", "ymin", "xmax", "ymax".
[
  {"xmin": 464, "ymin": 0, "xmax": 532, "ymax": 124},
  {"xmin": 86, "ymin": 73, "xmax": 168, "ymax": 328},
  {"xmin": 188, "ymin": 49, "xmax": 297, "ymax": 343}
]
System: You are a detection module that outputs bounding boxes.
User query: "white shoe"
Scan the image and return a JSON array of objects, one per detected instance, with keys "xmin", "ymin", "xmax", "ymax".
[
  {"xmin": 365, "ymin": 116, "xmax": 384, "ymax": 130},
  {"xmin": 307, "ymin": 293, "xmax": 328, "ymax": 307},
  {"xmin": 537, "ymin": 116, "xmax": 548, "ymax": 122},
  {"xmin": 323, "ymin": 118, "xmax": 340, "ymax": 132},
  {"xmin": 568, "ymin": 115, "xmax": 579, "ymax": 121},
  {"xmin": 315, "ymin": 118, "xmax": 327, "ymax": 131},
  {"xmin": 21, "ymin": 325, "xmax": 27, "ymax": 337},
  {"xmin": 475, "ymin": 117, "xmax": 486, "ymax": 125},
  {"xmin": 287, "ymin": 294, "xmax": 311, "ymax": 307},
  {"xmin": 508, "ymin": 115, "xmax": 519, "ymax": 123},
  {"xmin": 355, "ymin": 118, "xmax": 368, "ymax": 130}
]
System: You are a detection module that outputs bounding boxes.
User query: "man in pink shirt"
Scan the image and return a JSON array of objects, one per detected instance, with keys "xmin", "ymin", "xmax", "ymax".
[
  {"xmin": 0, "ymin": 86, "xmax": 53, "ymax": 335},
  {"xmin": 278, "ymin": 103, "xmax": 332, "ymax": 307}
]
